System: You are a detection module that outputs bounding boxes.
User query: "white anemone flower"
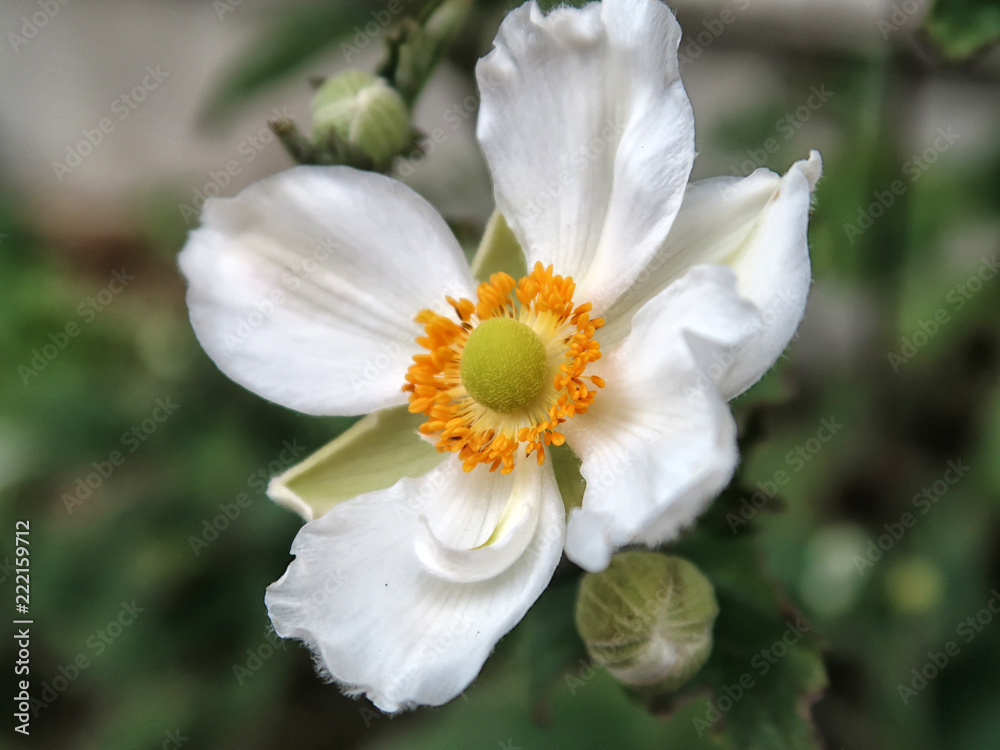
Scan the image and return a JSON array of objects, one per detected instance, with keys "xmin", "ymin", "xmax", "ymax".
[{"xmin": 179, "ymin": 0, "xmax": 821, "ymax": 712}]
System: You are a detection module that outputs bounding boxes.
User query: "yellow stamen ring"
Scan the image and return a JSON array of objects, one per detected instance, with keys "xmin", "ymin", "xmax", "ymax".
[{"xmin": 404, "ymin": 262, "xmax": 605, "ymax": 474}]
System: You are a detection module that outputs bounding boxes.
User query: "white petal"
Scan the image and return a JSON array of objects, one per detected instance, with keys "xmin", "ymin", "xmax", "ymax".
[
  {"xmin": 563, "ymin": 266, "xmax": 758, "ymax": 571},
  {"xmin": 602, "ymin": 151, "xmax": 823, "ymax": 398},
  {"xmin": 476, "ymin": 0, "xmax": 695, "ymax": 314},
  {"xmin": 265, "ymin": 458, "xmax": 565, "ymax": 712},
  {"xmin": 179, "ymin": 166, "xmax": 475, "ymax": 416},
  {"xmin": 414, "ymin": 466, "xmax": 543, "ymax": 584}
]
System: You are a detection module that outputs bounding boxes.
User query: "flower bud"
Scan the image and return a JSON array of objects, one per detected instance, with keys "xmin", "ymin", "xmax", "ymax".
[
  {"xmin": 310, "ymin": 71, "xmax": 411, "ymax": 168},
  {"xmin": 575, "ymin": 552, "xmax": 718, "ymax": 693}
]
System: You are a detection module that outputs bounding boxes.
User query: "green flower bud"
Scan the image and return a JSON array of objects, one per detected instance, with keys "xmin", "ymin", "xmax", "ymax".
[
  {"xmin": 310, "ymin": 71, "xmax": 411, "ymax": 168},
  {"xmin": 575, "ymin": 552, "xmax": 718, "ymax": 693}
]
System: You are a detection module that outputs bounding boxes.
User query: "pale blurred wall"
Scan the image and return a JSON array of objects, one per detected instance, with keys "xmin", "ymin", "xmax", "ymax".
[
  {"xmin": 1, "ymin": 0, "xmax": 295, "ymax": 233},
  {"xmin": 0, "ymin": 0, "xmax": 492, "ymax": 237}
]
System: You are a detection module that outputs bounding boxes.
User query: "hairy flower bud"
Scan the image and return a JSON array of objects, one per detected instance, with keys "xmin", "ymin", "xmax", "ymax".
[
  {"xmin": 310, "ymin": 71, "xmax": 411, "ymax": 168},
  {"xmin": 575, "ymin": 552, "xmax": 718, "ymax": 692}
]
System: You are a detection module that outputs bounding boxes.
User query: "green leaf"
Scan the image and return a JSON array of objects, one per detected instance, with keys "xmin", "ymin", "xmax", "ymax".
[
  {"xmin": 925, "ymin": 0, "xmax": 1000, "ymax": 59},
  {"xmin": 268, "ymin": 405, "xmax": 443, "ymax": 520}
]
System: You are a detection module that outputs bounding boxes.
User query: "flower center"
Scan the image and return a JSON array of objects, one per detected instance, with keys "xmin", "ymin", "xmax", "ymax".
[
  {"xmin": 404, "ymin": 262, "xmax": 605, "ymax": 474},
  {"xmin": 459, "ymin": 318, "xmax": 547, "ymax": 413}
]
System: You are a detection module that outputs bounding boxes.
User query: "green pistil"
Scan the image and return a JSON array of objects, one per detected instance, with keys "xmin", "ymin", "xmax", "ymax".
[{"xmin": 460, "ymin": 318, "xmax": 547, "ymax": 413}]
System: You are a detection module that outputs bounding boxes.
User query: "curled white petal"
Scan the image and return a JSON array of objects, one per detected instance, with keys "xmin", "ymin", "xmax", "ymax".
[
  {"xmin": 414, "ymin": 463, "xmax": 545, "ymax": 583},
  {"xmin": 265, "ymin": 458, "xmax": 564, "ymax": 712},
  {"xmin": 602, "ymin": 151, "xmax": 823, "ymax": 398},
  {"xmin": 564, "ymin": 266, "xmax": 758, "ymax": 571}
]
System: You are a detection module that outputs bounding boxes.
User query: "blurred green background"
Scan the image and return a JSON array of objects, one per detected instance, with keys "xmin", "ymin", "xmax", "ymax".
[{"xmin": 2, "ymin": 0, "xmax": 999, "ymax": 748}]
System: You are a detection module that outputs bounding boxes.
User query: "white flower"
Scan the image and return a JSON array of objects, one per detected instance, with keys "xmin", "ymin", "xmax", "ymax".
[{"xmin": 179, "ymin": 0, "xmax": 821, "ymax": 712}]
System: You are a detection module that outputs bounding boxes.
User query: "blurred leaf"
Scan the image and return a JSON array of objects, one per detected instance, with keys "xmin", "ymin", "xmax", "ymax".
[
  {"xmin": 202, "ymin": 1, "xmax": 400, "ymax": 125},
  {"xmin": 665, "ymin": 499, "xmax": 828, "ymax": 750},
  {"xmin": 377, "ymin": 0, "xmax": 473, "ymax": 107},
  {"xmin": 364, "ymin": 652, "xmax": 726, "ymax": 750},
  {"xmin": 515, "ymin": 573, "xmax": 587, "ymax": 714},
  {"xmin": 925, "ymin": 0, "xmax": 1000, "ymax": 58}
]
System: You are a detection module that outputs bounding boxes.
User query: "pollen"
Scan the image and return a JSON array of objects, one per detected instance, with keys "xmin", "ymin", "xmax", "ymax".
[{"xmin": 404, "ymin": 262, "xmax": 605, "ymax": 474}]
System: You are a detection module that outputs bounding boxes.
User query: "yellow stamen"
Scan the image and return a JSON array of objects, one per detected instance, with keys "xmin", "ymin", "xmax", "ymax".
[{"xmin": 404, "ymin": 262, "xmax": 605, "ymax": 474}]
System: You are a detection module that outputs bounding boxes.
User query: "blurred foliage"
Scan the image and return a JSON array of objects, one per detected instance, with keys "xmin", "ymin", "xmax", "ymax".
[
  {"xmin": 664, "ymin": 486, "xmax": 828, "ymax": 750},
  {"xmin": 2, "ymin": 0, "xmax": 1000, "ymax": 749},
  {"xmin": 925, "ymin": 0, "xmax": 1000, "ymax": 58},
  {"xmin": 376, "ymin": 0, "xmax": 474, "ymax": 107},
  {"xmin": 202, "ymin": 1, "xmax": 400, "ymax": 126}
]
